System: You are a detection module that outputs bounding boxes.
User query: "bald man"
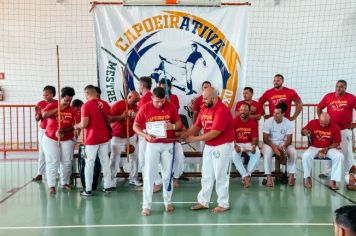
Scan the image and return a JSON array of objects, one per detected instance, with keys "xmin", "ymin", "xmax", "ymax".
[
  {"xmin": 301, "ymin": 112, "xmax": 344, "ymax": 190},
  {"xmin": 181, "ymin": 87, "xmax": 234, "ymax": 213},
  {"xmin": 109, "ymin": 91, "xmax": 141, "ymax": 187}
]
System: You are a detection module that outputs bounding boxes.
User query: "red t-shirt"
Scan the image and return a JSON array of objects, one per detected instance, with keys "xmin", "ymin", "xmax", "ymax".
[
  {"xmin": 134, "ymin": 101, "xmax": 180, "ymax": 143},
  {"xmin": 195, "ymin": 100, "xmax": 235, "ymax": 146},
  {"xmin": 234, "ymin": 100, "xmax": 263, "ymax": 121},
  {"xmin": 169, "ymin": 94, "xmax": 180, "ymax": 111},
  {"xmin": 138, "ymin": 91, "xmax": 152, "ymax": 110},
  {"xmin": 81, "ymin": 98, "xmax": 111, "ymax": 145},
  {"xmin": 36, "ymin": 100, "xmax": 57, "ymax": 129},
  {"xmin": 43, "ymin": 102, "xmax": 79, "ymax": 141},
  {"xmin": 258, "ymin": 87, "xmax": 301, "ymax": 118},
  {"xmin": 110, "ymin": 100, "xmax": 138, "ymax": 138},
  {"xmin": 318, "ymin": 92, "xmax": 356, "ymax": 130},
  {"xmin": 233, "ymin": 117, "xmax": 258, "ymax": 143},
  {"xmin": 303, "ymin": 119, "xmax": 341, "ymax": 148},
  {"xmin": 192, "ymin": 95, "xmax": 203, "ymax": 113}
]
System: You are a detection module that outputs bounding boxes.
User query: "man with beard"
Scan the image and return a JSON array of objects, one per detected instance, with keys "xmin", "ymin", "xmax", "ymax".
[
  {"xmin": 181, "ymin": 87, "xmax": 234, "ymax": 213},
  {"xmin": 259, "ymin": 74, "xmax": 303, "ymax": 121}
]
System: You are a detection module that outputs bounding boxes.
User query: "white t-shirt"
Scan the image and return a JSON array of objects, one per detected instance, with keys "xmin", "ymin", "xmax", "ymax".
[{"xmin": 263, "ymin": 117, "xmax": 293, "ymax": 145}]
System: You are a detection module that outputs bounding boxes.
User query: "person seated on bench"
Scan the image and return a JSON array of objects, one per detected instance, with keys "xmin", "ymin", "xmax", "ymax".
[
  {"xmin": 301, "ymin": 112, "xmax": 344, "ymax": 190},
  {"xmin": 262, "ymin": 102, "xmax": 297, "ymax": 187},
  {"xmin": 232, "ymin": 103, "xmax": 260, "ymax": 188},
  {"xmin": 345, "ymin": 165, "xmax": 356, "ymax": 191}
]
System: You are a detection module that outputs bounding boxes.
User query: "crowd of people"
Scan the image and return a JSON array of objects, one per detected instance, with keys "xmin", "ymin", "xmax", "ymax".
[{"xmin": 31, "ymin": 74, "xmax": 355, "ymax": 216}]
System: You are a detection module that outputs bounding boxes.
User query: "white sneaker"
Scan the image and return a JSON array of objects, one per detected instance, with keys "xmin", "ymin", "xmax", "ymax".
[{"xmin": 129, "ymin": 179, "xmax": 143, "ymax": 186}]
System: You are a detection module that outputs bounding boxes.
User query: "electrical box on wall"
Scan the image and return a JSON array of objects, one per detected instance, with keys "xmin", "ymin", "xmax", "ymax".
[
  {"xmin": 0, "ymin": 72, "xmax": 4, "ymax": 80},
  {"xmin": 0, "ymin": 87, "xmax": 4, "ymax": 101}
]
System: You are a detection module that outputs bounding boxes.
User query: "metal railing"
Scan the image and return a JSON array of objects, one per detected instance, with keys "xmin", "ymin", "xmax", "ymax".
[{"xmin": 0, "ymin": 104, "xmax": 354, "ymax": 159}]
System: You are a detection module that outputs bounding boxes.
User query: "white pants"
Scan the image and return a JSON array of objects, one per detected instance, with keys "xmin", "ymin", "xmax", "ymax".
[
  {"xmin": 142, "ymin": 142, "xmax": 174, "ymax": 209},
  {"xmin": 173, "ymin": 142, "xmax": 185, "ymax": 178},
  {"xmin": 323, "ymin": 129, "xmax": 354, "ymax": 175},
  {"xmin": 232, "ymin": 143, "xmax": 261, "ymax": 178},
  {"xmin": 197, "ymin": 142, "xmax": 233, "ymax": 209},
  {"xmin": 262, "ymin": 144, "xmax": 297, "ymax": 175},
  {"xmin": 110, "ymin": 135, "xmax": 138, "ymax": 187},
  {"xmin": 138, "ymin": 135, "xmax": 162, "ymax": 185},
  {"xmin": 42, "ymin": 135, "xmax": 74, "ymax": 188},
  {"xmin": 302, "ymin": 147, "xmax": 343, "ymax": 182},
  {"xmin": 84, "ymin": 142, "xmax": 111, "ymax": 191},
  {"xmin": 345, "ymin": 173, "xmax": 355, "ymax": 185},
  {"xmin": 37, "ymin": 128, "xmax": 46, "ymax": 175}
]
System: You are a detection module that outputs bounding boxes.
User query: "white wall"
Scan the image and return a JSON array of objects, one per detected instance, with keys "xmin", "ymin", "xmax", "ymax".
[{"xmin": 0, "ymin": 0, "xmax": 355, "ymax": 105}]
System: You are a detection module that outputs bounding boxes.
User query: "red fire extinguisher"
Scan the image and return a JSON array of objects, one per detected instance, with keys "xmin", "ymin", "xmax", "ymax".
[{"xmin": 0, "ymin": 86, "xmax": 4, "ymax": 101}]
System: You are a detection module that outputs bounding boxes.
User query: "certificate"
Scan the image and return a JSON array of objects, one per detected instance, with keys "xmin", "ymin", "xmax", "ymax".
[{"xmin": 146, "ymin": 121, "xmax": 167, "ymax": 138}]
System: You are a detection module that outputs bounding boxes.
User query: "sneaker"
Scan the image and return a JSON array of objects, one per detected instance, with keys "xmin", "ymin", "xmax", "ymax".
[
  {"xmin": 102, "ymin": 188, "xmax": 112, "ymax": 193},
  {"xmin": 129, "ymin": 180, "xmax": 143, "ymax": 186},
  {"xmin": 32, "ymin": 175, "xmax": 42, "ymax": 182},
  {"xmin": 80, "ymin": 190, "xmax": 92, "ymax": 197}
]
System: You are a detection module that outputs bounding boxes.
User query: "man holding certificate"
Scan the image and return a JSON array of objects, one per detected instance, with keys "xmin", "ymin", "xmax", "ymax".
[
  {"xmin": 181, "ymin": 87, "xmax": 235, "ymax": 213},
  {"xmin": 133, "ymin": 87, "xmax": 181, "ymax": 216}
]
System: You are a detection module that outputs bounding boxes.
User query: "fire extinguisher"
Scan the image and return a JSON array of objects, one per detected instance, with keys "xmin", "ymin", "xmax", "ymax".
[{"xmin": 0, "ymin": 86, "xmax": 4, "ymax": 101}]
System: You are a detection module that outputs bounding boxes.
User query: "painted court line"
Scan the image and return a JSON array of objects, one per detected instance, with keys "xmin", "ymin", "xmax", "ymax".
[
  {"xmin": 0, "ymin": 223, "xmax": 333, "ymax": 230},
  {"xmin": 150, "ymin": 201, "xmax": 213, "ymax": 204}
]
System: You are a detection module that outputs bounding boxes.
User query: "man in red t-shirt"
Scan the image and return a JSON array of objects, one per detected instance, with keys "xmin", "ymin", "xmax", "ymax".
[
  {"xmin": 33, "ymin": 85, "xmax": 57, "ymax": 182},
  {"xmin": 301, "ymin": 113, "xmax": 344, "ymax": 190},
  {"xmin": 133, "ymin": 87, "xmax": 181, "ymax": 216},
  {"xmin": 259, "ymin": 74, "xmax": 303, "ymax": 120},
  {"xmin": 192, "ymin": 81, "xmax": 211, "ymax": 123},
  {"xmin": 159, "ymin": 78, "xmax": 186, "ymax": 186},
  {"xmin": 74, "ymin": 85, "xmax": 112, "ymax": 196},
  {"xmin": 110, "ymin": 91, "xmax": 141, "ymax": 187},
  {"xmin": 234, "ymin": 87, "xmax": 263, "ymax": 122},
  {"xmin": 136, "ymin": 76, "xmax": 162, "ymax": 192},
  {"xmin": 232, "ymin": 103, "xmax": 260, "ymax": 188},
  {"xmin": 317, "ymin": 80, "xmax": 356, "ymax": 176},
  {"xmin": 181, "ymin": 87, "xmax": 234, "ymax": 213},
  {"xmin": 42, "ymin": 87, "xmax": 79, "ymax": 194}
]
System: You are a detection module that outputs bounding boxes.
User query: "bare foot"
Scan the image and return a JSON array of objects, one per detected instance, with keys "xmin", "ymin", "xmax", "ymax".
[
  {"xmin": 191, "ymin": 203, "xmax": 208, "ymax": 211},
  {"xmin": 212, "ymin": 206, "xmax": 229, "ymax": 213},
  {"xmin": 49, "ymin": 187, "xmax": 56, "ymax": 194},
  {"xmin": 266, "ymin": 175, "xmax": 273, "ymax": 187},
  {"xmin": 165, "ymin": 204, "xmax": 174, "ymax": 213},
  {"xmin": 142, "ymin": 208, "xmax": 150, "ymax": 216},
  {"xmin": 304, "ymin": 177, "xmax": 312, "ymax": 189},
  {"xmin": 288, "ymin": 174, "xmax": 295, "ymax": 187},
  {"xmin": 153, "ymin": 184, "xmax": 161, "ymax": 193},
  {"xmin": 173, "ymin": 179, "xmax": 179, "ymax": 188},
  {"xmin": 242, "ymin": 176, "xmax": 250, "ymax": 188},
  {"xmin": 328, "ymin": 180, "xmax": 339, "ymax": 190},
  {"xmin": 135, "ymin": 186, "xmax": 143, "ymax": 192}
]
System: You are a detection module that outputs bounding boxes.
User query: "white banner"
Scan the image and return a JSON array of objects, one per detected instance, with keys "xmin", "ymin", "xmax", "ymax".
[{"xmin": 94, "ymin": 5, "xmax": 249, "ymax": 122}]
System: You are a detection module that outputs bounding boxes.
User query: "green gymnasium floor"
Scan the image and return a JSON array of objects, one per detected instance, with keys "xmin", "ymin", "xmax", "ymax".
[{"xmin": 0, "ymin": 159, "xmax": 355, "ymax": 236}]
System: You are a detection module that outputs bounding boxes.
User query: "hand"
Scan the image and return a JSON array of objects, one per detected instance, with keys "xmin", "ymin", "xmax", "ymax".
[
  {"xmin": 144, "ymin": 133, "xmax": 156, "ymax": 142},
  {"xmin": 60, "ymin": 103, "xmax": 69, "ymax": 111},
  {"xmin": 235, "ymin": 144, "xmax": 241, "ymax": 153},
  {"xmin": 264, "ymin": 115, "xmax": 271, "ymax": 120},
  {"xmin": 301, "ymin": 129, "xmax": 310, "ymax": 136},
  {"xmin": 251, "ymin": 145, "xmax": 256, "ymax": 154},
  {"xmin": 317, "ymin": 149, "xmax": 327, "ymax": 158},
  {"xmin": 287, "ymin": 116, "xmax": 296, "ymax": 121},
  {"xmin": 185, "ymin": 135, "xmax": 197, "ymax": 143},
  {"xmin": 272, "ymin": 145, "xmax": 281, "ymax": 156},
  {"xmin": 56, "ymin": 129, "xmax": 64, "ymax": 139},
  {"xmin": 128, "ymin": 110, "xmax": 136, "ymax": 118},
  {"xmin": 165, "ymin": 121, "xmax": 174, "ymax": 130},
  {"xmin": 349, "ymin": 122, "xmax": 356, "ymax": 130}
]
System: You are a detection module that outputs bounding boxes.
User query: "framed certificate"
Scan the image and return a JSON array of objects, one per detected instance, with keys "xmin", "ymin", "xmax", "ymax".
[{"xmin": 146, "ymin": 121, "xmax": 167, "ymax": 138}]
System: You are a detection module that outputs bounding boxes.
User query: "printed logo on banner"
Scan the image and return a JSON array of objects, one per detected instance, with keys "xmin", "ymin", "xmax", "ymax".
[{"xmin": 99, "ymin": 9, "xmax": 245, "ymax": 122}]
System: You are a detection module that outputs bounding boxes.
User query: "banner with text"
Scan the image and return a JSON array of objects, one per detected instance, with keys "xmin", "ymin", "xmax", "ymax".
[{"xmin": 94, "ymin": 4, "xmax": 249, "ymax": 122}]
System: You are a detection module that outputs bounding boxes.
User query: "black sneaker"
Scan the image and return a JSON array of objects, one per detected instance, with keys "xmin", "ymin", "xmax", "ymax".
[
  {"xmin": 102, "ymin": 188, "xmax": 112, "ymax": 193},
  {"xmin": 80, "ymin": 190, "xmax": 92, "ymax": 197}
]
